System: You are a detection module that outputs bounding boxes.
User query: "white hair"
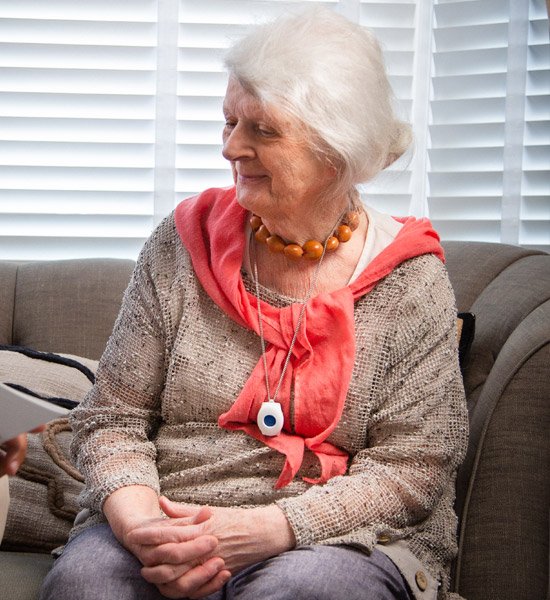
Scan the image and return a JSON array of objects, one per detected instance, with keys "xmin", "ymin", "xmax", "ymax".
[{"xmin": 224, "ymin": 8, "xmax": 412, "ymax": 194}]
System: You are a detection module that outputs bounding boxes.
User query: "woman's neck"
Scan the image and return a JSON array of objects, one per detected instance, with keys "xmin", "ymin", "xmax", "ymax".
[{"xmin": 248, "ymin": 208, "xmax": 369, "ymax": 299}]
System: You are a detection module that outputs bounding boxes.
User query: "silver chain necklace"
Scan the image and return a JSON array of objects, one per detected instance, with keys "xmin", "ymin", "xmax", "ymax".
[{"xmin": 251, "ymin": 213, "xmax": 342, "ymax": 436}]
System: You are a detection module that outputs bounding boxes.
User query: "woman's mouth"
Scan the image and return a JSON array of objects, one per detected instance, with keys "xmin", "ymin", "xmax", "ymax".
[{"xmin": 238, "ymin": 174, "xmax": 267, "ymax": 184}]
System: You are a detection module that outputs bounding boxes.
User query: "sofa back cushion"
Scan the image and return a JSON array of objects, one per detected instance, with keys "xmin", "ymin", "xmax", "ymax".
[
  {"xmin": 0, "ymin": 259, "xmax": 134, "ymax": 361},
  {"xmin": 0, "ymin": 262, "xmax": 17, "ymax": 349}
]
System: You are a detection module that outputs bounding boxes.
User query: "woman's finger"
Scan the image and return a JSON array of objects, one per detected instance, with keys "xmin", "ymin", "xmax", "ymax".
[
  {"xmin": 141, "ymin": 560, "xmax": 193, "ymax": 585},
  {"xmin": 187, "ymin": 569, "xmax": 232, "ymax": 600},
  {"xmin": 156, "ymin": 557, "xmax": 227, "ymax": 599},
  {"xmin": 159, "ymin": 496, "xmax": 211, "ymax": 523},
  {"xmin": 138, "ymin": 535, "xmax": 218, "ymax": 568},
  {"xmin": 128, "ymin": 520, "xmax": 208, "ymax": 547}
]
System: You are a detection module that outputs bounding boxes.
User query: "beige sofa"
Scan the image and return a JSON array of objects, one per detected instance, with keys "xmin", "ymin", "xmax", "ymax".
[{"xmin": 0, "ymin": 242, "xmax": 548, "ymax": 600}]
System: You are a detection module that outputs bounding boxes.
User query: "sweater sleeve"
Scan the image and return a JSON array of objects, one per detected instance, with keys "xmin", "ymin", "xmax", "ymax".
[
  {"xmin": 70, "ymin": 222, "xmax": 174, "ymax": 513},
  {"xmin": 276, "ymin": 259, "xmax": 469, "ymax": 547}
]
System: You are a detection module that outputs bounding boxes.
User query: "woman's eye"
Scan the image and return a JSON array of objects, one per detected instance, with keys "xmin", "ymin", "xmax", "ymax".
[
  {"xmin": 257, "ymin": 126, "xmax": 276, "ymax": 137},
  {"xmin": 224, "ymin": 120, "xmax": 236, "ymax": 129}
]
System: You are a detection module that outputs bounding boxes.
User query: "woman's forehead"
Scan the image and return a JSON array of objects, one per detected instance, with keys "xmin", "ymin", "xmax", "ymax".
[
  {"xmin": 223, "ymin": 77, "xmax": 294, "ymax": 129},
  {"xmin": 223, "ymin": 79, "xmax": 262, "ymax": 114},
  {"xmin": 223, "ymin": 78, "xmax": 274, "ymax": 118}
]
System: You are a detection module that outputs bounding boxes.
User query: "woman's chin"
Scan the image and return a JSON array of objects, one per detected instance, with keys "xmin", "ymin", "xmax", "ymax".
[{"xmin": 235, "ymin": 187, "xmax": 270, "ymax": 215}]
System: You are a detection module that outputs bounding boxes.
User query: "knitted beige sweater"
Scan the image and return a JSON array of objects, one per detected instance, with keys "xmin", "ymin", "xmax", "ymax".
[{"xmin": 70, "ymin": 214, "xmax": 468, "ymax": 599}]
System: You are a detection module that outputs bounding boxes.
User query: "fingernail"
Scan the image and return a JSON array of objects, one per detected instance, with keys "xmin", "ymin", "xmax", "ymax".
[
  {"xmin": 221, "ymin": 571, "xmax": 232, "ymax": 584},
  {"xmin": 206, "ymin": 537, "xmax": 218, "ymax": 551}
]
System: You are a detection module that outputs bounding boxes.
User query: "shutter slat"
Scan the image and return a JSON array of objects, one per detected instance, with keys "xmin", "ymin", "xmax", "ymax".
[
  {"xmin": 431, "ymin": 123, "xmax": 505, "ymax": 148},
  {"xmin": 434, "ymin": 0, "xmax": 508, "ymax": 28},
  {"xmin": 429, "ymin": 147, "xmax": 503, "ymax": 171},
  {"xmin": 0, "ymin": 92, "xmax": 155, "ymax": 119},
  {"xmin": 0, "ymin": 166, "xmax": 154, "ymax": 191},
  {"xmin": 0, "ymin": 117, "xmax": 154, "ymax": 143},
  {"xmin": 433, "ymin": 23, "xmax": 508, "ymax": 52},
  {"xmin": 0, "ymin": 18, "xmax": 156, "ymax": 46},
  {"xmin": 432, "ymin": 73, "xmax": 506, "ymax": 100},
  {"xmin": 0, "ymin": 68, "xmax": 156, "ymax": 95},
  {"xmin": 0, "ymin": 190, "xmax": 152, "ymax": 214},
  {"xmin": 0, "ymin": 42, "xmax": 156, "ymax": 70},
  {"xmin": 0, "ymin": 237, "xmax": 145, "ymax": 261},
  {"xmin": 431, "ymin": 98, "xmax": 506, "ymax": 124},
  {"xmin": 0, "ymin": 214, "xmax": 153, "ymax": 238},
  {"xmin": 177, "ymin": 120, "xmax": 223, "ymax": 144},
  {"xmin": 433, "ymin": 47, "xmax": 508, "ymax": 76},
  {"xmin": 0, "ymin": 1, "xmax": 156, "ymax": 22},
  {"xmin": 0, "ymin": 141, "xmax": 154, "ymax": 168}
]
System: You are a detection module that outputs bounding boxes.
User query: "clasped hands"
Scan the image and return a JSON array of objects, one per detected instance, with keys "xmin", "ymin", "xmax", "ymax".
[{"xmin": 122, "ymin": 496, "xmax": 295, "ymax": 600}]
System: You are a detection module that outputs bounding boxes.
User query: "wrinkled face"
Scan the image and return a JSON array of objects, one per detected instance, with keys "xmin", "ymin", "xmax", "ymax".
[{"xmin": 222, "ymin": 77, "xmax": 335, "ymax": 222}]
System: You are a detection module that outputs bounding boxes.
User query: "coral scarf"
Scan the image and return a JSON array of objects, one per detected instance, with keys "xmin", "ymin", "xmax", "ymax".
[{"xmin": 174, "ymin": 187, "xmax": 444, "ymax": 488}]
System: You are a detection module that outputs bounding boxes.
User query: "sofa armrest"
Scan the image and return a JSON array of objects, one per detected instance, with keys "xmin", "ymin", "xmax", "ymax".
[{"xmin": 453, "ymin": 300, "xmax": 550, "ymax": 599}]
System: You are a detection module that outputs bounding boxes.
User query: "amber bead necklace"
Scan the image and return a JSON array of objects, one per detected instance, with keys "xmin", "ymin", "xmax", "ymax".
[{"xmin": 250, "ymin": 209, "xmax": 361, "ymax": 261}]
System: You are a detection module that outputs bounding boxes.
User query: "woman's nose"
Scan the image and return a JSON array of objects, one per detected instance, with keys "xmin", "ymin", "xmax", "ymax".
[{"xmin": 222, "ymin": 124, "xmax": 254, "ymax": 162}]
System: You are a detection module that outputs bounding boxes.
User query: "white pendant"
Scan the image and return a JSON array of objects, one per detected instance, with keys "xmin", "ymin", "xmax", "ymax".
[{"xmin": 257, "ymin": 401, "xmax": 284, "ymax": 436}]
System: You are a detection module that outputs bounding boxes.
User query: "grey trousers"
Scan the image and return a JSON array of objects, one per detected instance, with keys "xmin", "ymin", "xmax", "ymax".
[{"xmin": 40, "ymin": 524, "xmax": 413, "ymax": 600}]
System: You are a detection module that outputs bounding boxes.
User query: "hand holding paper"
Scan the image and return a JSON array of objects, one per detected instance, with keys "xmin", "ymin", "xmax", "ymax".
[
  {"xmin": 0, "ymin": 382, "xmax": 69, "ymax": 445},
  {"xmin": 1, "ymin": 382, "xmax": 69, "ymax": 476}
]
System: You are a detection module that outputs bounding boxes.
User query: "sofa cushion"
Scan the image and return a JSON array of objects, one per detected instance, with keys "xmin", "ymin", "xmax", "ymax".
[
  {"xmin": 0, "ymin": 346, "xmax": 97, "ymax": 552},
  {"xmin": 0, "ymin": 345, "xmax": 96, "ymax": 402}
]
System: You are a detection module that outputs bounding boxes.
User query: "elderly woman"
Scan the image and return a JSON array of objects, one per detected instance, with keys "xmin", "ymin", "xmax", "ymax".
[{"xmin": 40, "ymin": 8, "xmax": 468, "ymax": 600}]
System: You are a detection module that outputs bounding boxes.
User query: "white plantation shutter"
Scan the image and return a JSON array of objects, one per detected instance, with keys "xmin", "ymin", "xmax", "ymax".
[
  {"xmin": 0, "ymin": 0, "xmax": 157, "ymax": 259},
  {"xmin": 428, "ymin": 0, "xmax": 550, "ymax": 251},
  {"xmin": 0, "ymin": 0, "xmax": 548, "ymax": 259}
]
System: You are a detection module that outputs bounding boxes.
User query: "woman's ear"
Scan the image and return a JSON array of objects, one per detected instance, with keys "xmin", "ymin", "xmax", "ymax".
[
  {"xmin": 326, "ymin": 159, "xmax": 338, "ymax": 177},
  {"xmin": 324, "ymin": 152, "xmax": 344, "ymax": 179}
]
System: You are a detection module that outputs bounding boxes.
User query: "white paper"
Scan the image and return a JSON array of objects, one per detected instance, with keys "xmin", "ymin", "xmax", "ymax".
[{"xmin": 0, "ymin": 382, "xmax": 69, "ymax": 443}]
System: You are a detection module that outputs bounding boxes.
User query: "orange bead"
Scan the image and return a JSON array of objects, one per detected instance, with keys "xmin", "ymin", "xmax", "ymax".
[
  {"xmin": 326, "ymin": 236, "xmax": 339, "ymax": 252},
  {"xmin": 336, "ymin": 224, "xmax": 352, "ymax": 242},
  {"xmin": 266, "ymin": 234, "xmax": 286, "ymax": 253},
  {"xmin": 254, "ymin": 224, "xmax": 270, "ymax": 244},
  {"xmin": 346, "ymin": 211, "xmax": 360, "ymax": 231},
  {"xmin": 303, "ymin": 239, "xmax": 323, "ymax": 260},
  {"xmin": 250, "ymin": 215, "xmax": 262, "ymax": 231},
  {"xmin": 283, "ymin": 244, "xmax": 304, "ymax": 260}
]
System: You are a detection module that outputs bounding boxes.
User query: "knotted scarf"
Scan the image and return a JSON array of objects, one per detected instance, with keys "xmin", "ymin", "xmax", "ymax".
[{"xmin": 174, "ymin": 187, "xmax": 444, "ymax": 488}]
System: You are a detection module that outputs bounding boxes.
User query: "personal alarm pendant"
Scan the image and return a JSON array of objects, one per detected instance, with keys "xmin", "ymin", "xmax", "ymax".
[{"xmin": 257, "ymin": 400, "xmax": 284, "ymax": 436}]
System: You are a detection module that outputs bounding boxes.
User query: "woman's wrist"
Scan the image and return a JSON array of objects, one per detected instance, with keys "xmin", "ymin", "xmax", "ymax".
[
  {"xmin": 254, "ymin": 505, "xmax": 296, "ymax": 556},
  {"xmin": 103, "ymin": 484, "xmax": 162, "ymax": 545}
]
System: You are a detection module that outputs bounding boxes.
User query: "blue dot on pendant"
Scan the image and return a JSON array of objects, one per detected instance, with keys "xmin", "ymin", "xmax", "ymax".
[{"xmin": 263, "ymin": 415, "xmax": 277, "ymax": 427}]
